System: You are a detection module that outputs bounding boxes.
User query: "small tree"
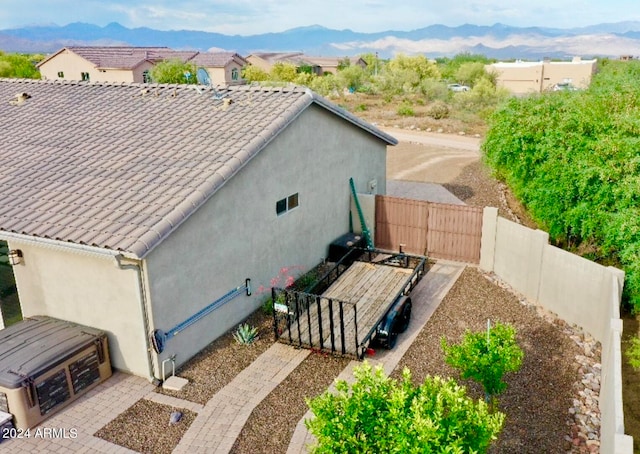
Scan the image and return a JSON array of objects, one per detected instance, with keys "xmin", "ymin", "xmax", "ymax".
[
  {"xmin": 442, "ymin": 321, "xmax": 523, "ymax": 402},
  {"xmin": 242, "ymin": 65, "xmax": 269, "ymax": 82},
  {"xmin": 305, "ymin": 362, "xmax": 505, "ymax": 453},
  {"xmin": 149, "ymin": 59, "xmax": 197, "ymax": 84}
]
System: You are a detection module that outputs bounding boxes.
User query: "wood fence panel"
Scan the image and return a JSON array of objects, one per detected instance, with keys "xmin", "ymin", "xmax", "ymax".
[
  {"xmin": 375, "ymin": 195, "xmax": 428, "ymax": 255},
  {"xmin": 427, "ymin": 203, "xmax": 483, "ymax": 263},
  {"xmin": 375, "ymin": 195, "xmax": 483, "ymax": 263}
]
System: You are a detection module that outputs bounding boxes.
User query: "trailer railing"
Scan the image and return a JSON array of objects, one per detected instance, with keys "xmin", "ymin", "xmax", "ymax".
[{"xmin": 273, "ymin": 249, "xmax": 428, "ymax": 358}]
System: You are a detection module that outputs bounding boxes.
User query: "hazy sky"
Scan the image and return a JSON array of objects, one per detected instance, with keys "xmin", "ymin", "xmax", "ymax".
[{"xmin": 1, "ymin": 1, "xmax": 637, "ymax": 34}]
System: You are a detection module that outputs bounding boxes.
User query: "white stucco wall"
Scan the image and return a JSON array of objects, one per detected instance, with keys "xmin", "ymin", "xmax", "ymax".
[
  {"xmin": 144, "ymin": 105, "xmax": 388, "ymax": 374},
  {"xmin": 8, "ymin": 241, "xmax": 150, "ymax": 377}
]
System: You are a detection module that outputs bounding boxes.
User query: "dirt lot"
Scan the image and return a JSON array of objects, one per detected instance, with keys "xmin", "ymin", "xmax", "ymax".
[{"xmin": 385, "ymin": 128, "xmax": 482, "ymax": 183}]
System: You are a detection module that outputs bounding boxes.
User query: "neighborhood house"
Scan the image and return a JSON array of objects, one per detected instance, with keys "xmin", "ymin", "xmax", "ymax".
[
  {"xmin": 37, "ymin": 46, "xmax": 248, "ymax": 85},
  {"xmin": 0, "ymin": 78, "xmax": 396, "ymax": 381},
  {"xmin": 487, "ymin": 56, "xmax": 598, "ymax": 95}
]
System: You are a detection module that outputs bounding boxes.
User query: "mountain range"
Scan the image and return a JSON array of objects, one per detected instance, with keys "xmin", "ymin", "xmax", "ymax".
[{"xmin": 2, "ymin": 21, "xmax": 640, "ymax": 60}]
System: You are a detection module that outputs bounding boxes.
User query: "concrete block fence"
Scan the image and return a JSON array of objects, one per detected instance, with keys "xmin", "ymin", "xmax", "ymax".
[{"xmin": 480, "ymin": 207, "xmax": 634, "ymax": 453}]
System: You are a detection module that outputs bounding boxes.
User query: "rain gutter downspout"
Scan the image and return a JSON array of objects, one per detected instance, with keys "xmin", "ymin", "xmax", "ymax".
[{"xmin": 114, "ymin": 254, "xmax": 160, "ymax": 384}]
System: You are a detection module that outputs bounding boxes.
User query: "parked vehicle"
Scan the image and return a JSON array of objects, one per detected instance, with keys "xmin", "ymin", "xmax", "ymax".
[
  {"xmin": 553, "ymin": 82, "xmax": 578, "ymax": 91},
  {"xmin": 447, "ymin": 83, "xmax": 470, "ymax": 92}
]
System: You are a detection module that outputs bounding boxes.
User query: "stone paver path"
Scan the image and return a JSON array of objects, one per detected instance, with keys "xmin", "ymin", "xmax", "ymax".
[{"xmin": 172, "ymin": 342, "xmax": 309, "ymax": 453}]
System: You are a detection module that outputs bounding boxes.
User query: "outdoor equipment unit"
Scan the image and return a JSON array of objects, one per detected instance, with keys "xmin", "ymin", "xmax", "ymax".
[{"xmin": 0, "ymin": 316, "xmax": 112, "ymax": 430}]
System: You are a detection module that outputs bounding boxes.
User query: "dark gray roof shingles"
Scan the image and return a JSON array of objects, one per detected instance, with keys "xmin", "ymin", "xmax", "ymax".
[{"xmin": 0, "ymin": 79, "xmax": 395, "ymax": 258}]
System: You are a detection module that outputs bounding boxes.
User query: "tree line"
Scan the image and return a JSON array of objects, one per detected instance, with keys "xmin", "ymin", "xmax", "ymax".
[{"xmin": 482, "ymin": 59, "xmax": 640, "ymax": 312}]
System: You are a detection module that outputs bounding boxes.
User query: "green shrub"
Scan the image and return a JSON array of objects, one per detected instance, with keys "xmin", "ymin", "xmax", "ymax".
[
  {"xmin": 482, "ymin": 60, "xmax": 640, "ymax": 312},
  {"xmin": 305, "ymin": 362, "xmax": 504, "ymax": 453},
  {"xmin": 626, "ymin": 336, "xmax": 640, "ymax": 370},
  {"xmin": 233, "ymin": 323, "xmax": 259, "ymax": 345},
  {"xmin": 397, "ymin": 101, "xmax": 415, "ymax": 116},
  {"xmin": 427, "ymin": 100, "xmax": 450, "ymax": 119},
  {"xmin": 442, "ymin": 321, "xmax": 523, "ymax": 400}
]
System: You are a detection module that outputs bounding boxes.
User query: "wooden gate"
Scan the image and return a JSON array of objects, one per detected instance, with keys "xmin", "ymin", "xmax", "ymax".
[{"xmin": 375, "ymin": 195, "xmax": 483, "ymax": 263}]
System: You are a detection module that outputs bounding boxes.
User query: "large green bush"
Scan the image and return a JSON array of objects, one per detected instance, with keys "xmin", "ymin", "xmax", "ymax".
[
  {"xmin": 482, "ymin": 59, "xmax": 640, "ymax": 312},
  {"xmin": 305, "ymin": 362, "xmax": 504, "ymax": 453}
]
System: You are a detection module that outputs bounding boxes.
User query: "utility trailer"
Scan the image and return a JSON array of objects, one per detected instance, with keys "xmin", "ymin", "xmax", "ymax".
[{"xmin": 272, "ymin": 249, "xmax": 427, "ymax": 358}]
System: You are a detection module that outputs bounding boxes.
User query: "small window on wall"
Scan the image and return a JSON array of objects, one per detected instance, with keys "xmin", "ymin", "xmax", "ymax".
[
  {"xmin": 81, "ymin": 72, "xmax": 90, "ymax": 81},
  {"xmin": 231, "ymin": 68, "xmax": 239, "ymax": 80},
  {"xmin": 57, "ymin": 71, "xmax": 64, "ymax": 78},
  {"xmin": 276, "ymin": 193, "xmax": 299, "ymax": 216}
]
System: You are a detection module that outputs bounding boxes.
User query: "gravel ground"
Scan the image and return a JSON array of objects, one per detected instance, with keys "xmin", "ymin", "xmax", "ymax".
[
  {"xmin": 95, "ymin": 147, "xmax": 600, "ymax": 453},
  {"xmin": 95, "ymin": 399, "xmax": 197, "ymax": 453},
  {"xmin": 154, "ymin": 309, "xmax": 275, "ymax": 405},
  {"xmin": 391, "ymin": 267, "xmax": 585, "ymax": 453}
]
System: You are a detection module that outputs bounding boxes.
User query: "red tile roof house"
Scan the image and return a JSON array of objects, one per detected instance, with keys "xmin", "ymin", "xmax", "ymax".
[
  {"xmin": 37, "ymin": 46, "xmax": 248, "ymax": 86},
  {"xmin": 0, "ymin": 78, "xmax": 396, "ymax": 380}
]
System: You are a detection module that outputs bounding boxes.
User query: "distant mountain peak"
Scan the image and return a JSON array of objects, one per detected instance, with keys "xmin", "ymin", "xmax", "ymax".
[{"xmin": 1, "ymin": 20, "xmax": 639, "ymax": 59}]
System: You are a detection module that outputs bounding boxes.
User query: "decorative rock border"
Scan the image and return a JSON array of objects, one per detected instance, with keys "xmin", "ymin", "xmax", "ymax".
[{"xmin": 482, "ymin": 272, "xmax": 601, "ymax": 454}]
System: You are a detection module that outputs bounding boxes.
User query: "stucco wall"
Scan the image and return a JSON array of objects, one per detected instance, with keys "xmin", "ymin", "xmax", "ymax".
[
  {"xmin": 8, "ymin": 241, "xmax": 150, "ymax": 376},
  {"xmin": 38, "ymin": 51, "xmax": 140, "ymax": 83},
  {"xmin": 143, "ymin": 105, "xmax": 387, "ymax": 374},
  {"xmin": 488, "ymin": 59, "xmax": 597, "ymax": 94},
  {"xmin": 39, "ymin": 51, "xmax": 95, "ymax": 82}
]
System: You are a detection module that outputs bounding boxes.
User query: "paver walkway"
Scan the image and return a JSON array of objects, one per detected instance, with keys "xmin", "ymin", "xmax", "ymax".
[
  {"xmin": 3, "ymin": 261, "xmax": 464, "ymax": 453},
  {"xmin": 172, "ymin": 342, "xmax": 309, "ymax": 453}
]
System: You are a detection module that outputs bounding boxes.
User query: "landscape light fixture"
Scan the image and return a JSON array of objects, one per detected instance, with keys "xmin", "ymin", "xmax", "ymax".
[{"xmin": 8, "ymin": 249, "xmax": 23, "ymax": 265}]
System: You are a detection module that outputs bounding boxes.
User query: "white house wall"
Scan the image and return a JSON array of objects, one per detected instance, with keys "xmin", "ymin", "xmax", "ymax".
[
  {"xmin": 144, "ymin": 105, "xmax": 387, "ymax": 375},
  {"xmin": 9, "ymin": 242, "xmax": 150, "ymax": 377}
]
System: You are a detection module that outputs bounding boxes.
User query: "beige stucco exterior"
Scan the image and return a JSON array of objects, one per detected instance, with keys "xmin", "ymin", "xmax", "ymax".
[
  {"xmin": 38, "ymin": 48, "xmax": 246, "ymax": 85},
  {"xmin": 487, "ymin": 57, "xmax": 598, "ymax": 95},
  {"xmin": 38, "ymin": 49, "xmax": 153, "ymax": 83},
  {"xmin": 203, "ymin": 61, "xmax": 244, "ymax": 85},
  {"xmin": 6, "ymin": 104, "xmax": 387, "ymax": 380},
  {"xmin": 8, "ymin": 242, "xmax": 150, "ymax": 376}
]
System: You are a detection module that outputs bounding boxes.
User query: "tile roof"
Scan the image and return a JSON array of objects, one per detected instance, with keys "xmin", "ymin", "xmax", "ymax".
[
  {"xmin": 0, "ymin": 79, "xmax": 396, "ymax": 258},
  {"xmin": 189, "ymin": 52, "xmax": 247, "ymax": 68},
  {"xmin": 38, "ymin": 47, "xmax": 245, "ymax": 71}
]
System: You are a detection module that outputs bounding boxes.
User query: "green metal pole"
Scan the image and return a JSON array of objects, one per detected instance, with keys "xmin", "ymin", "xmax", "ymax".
[{"xmin": 349, "ymin": 177, "xmax": 374, "ymax": 249}]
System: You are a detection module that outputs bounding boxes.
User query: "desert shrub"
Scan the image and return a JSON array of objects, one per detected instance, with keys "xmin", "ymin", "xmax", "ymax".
[
  {"xmin": 626, "ymin": 336, "xmax": 640, "ymax": 370},
  {"xmin": 442, "ymin": 321, "xmax": 523, "ymax": 400},
  {"xmin": 427, "ymin": 100, "xmax": 450, "ymax": 119},
  {"xmin": 305, "ymin": 362, "xmax": 504, "ymax": 453},
  {"xmin": 233, "ymin": 323, "xmax": 259, "ymax": 345},
  {"xmin": 397, "ymin": 100, "xmax": 415, "ymax": 116},
  {"xmin": 419, "ymin": 79, "xmax": 449, "ymax": 101}
]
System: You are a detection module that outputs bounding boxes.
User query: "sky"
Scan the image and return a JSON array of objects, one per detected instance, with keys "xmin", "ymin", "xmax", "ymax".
[{"xmin": 0, "ymin": 0, "xmax": 638, "ymax": 34}]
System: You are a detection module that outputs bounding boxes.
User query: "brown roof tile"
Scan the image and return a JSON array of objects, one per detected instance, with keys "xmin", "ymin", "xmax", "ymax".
[{"xmin": 0, "ymin": 79, "xmax": 396, "ymax": 258}]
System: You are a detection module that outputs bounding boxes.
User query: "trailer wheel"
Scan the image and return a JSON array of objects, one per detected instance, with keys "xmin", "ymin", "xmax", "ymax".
[
  {"xmin": 386, "ymin": 330, "xmax": 398, "ymax": 349},
  {"xmin": 398, "ymin": 299, "xmax": 412, "ymax": 333}
]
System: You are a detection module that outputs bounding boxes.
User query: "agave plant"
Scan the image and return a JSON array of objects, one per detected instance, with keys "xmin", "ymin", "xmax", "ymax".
[{"xmin": 233, "ymin": 323, "xmax": 259, "ymax": 345}]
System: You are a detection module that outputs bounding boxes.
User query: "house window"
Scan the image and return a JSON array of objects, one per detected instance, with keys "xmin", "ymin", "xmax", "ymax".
[
  {"xmin": 57, "ymin": 71, "xmax": 64, "ymax": 78},
  {"xmin": 276, "ymin": 193, "xmax": 299, "ymax": 216},
  {"xmin": 231, "ymin": 68, "xmax": 239, "ymax": 80},
  {"xmin": 143, "ymin": 70, "xmax": 152, "ymax": 83},
  {"xmin": 81, "ymin": 72, "xmax": 90, "ymax": 81}
]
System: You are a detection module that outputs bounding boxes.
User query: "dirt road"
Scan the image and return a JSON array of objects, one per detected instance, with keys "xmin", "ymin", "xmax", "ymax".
[{"xmin": 383, "ymin": 128, "xmax": 481, "ymax": 184}]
